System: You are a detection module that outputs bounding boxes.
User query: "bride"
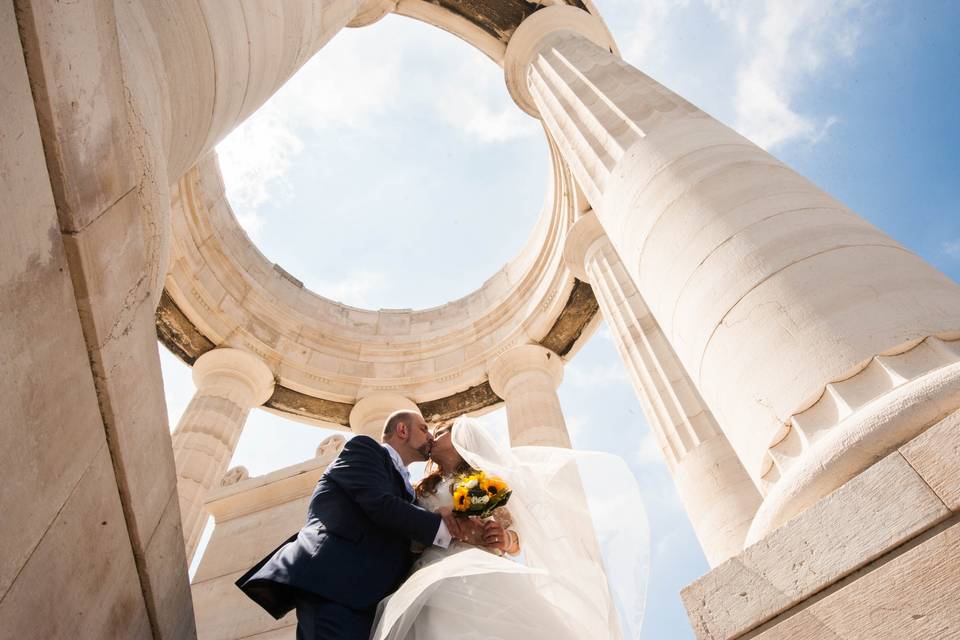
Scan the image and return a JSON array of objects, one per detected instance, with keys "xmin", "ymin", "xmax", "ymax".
[{"xmin": 369, "ymin": 416, "xmax": 649, "ymax": 639}]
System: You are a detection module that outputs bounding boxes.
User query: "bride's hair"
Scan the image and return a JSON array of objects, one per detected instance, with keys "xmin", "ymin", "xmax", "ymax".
[{"xmin": 415, "ymin": 420, "xmax": 473, "ymax": 498}]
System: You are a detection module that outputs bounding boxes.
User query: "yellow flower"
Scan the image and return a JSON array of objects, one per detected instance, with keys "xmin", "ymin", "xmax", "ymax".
[
  {"xmin": 481, "ymin": 476, "xmax": 507, "ymax": 495},
  {"xmin": 453, "ymin": 487, "xmax": 471, "ymax": 512}
]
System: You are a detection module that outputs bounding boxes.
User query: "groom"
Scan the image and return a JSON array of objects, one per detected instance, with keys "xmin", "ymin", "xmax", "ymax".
[{"xmin": 236, "ymin": 410, "xmax": 466, "ymax": 639}]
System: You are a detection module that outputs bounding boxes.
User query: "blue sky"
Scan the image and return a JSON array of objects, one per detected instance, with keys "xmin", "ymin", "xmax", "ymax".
[{"xmin": 159, "ymin": 2, "xmax": 959, "ymax": 637}]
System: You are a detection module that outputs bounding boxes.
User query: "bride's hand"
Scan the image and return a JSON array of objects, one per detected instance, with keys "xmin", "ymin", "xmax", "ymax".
[{"xmin": 482, "ymin": 520, "xmax": 519, "ymax": 553}]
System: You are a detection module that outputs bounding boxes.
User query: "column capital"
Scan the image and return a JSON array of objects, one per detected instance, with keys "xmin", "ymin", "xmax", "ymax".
[
  {"xmin": 191, "ymin": 348, "xmax": 275, "ymax": 408},
  {"xmin": 348, "ymin": 0, "xmax": 395, "ymax": 28},
  {"xmin": 503, "ymin": 5, "xmax": 617, "ymax": 116},
  {"xmin": 349, "ymin": 392, "xmax": 420, "ymax": 439},
  {"xmin": 563, "ymin": 210, "xmax": 607, "ymax": 282},
  {"xmin": 488, "ymin": 344, "xmax": 564, "ymax": 399}
]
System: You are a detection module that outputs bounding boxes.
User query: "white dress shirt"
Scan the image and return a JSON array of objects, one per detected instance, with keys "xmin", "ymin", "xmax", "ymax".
[{"xmin": 381, "ymin": 443, "xmax": 451, "ymax": 548}]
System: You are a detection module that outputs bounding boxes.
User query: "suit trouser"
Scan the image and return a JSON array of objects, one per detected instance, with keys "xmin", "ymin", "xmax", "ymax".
[{"xmin": 295, "ymin": 593, "xmax": 375, "ymax": 640}]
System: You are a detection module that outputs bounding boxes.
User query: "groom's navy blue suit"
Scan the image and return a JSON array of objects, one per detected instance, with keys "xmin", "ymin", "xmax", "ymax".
[{"xmin": 236, "ymin": 435, "xmax": 442, "ymax": 639}]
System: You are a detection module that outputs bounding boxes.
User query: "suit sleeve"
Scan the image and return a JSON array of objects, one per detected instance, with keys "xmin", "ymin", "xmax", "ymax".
[{"xmin": 326, "ymin": 436, "xmax": 442, "ymax": 547}]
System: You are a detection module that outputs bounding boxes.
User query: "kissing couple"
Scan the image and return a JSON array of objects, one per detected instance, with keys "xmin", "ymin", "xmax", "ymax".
[{"xmin": 237, "ymin": 410, "xmax": 643, "ymax": 639}]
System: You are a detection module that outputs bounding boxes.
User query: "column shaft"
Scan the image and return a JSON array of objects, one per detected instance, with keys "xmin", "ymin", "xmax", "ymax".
[
  {"xmin": 568, "ymin": 213, "xmax": 760, "ymax": 565},
  {"xmin": 172, "ymin": 349, "xmax": 274, "ymax": 560},
  {"xmin": 489, "ymin": 345, "xmax": 571, "ymax": 448},
  {"xmin": 508, "ymin": 6, "xmax": 960, "ymax": 537}
]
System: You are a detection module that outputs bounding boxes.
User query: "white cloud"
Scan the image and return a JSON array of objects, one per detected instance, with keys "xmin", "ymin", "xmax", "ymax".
[
  {"xmin": 217, "ymin": 102, "xmax": 303, "ymax": 239},
  {"xmin": 566, "ymin": 413, "xmax": 588, "ymax": 439},
  {"xmin": 635, "ymin": 431, "xmax": 664, "ymax": 466},
  {"xmin": 432, "ymin": 48, "xmax": 540, "ymax": 143},
  {"xmin": 610, "ymin": 0, "xmax": 875, "ymax": 150},
  {"xmin": 943, "ymin": 239, "xmax": 960, "ymax": 258},
  {"xmin": 214, "ymin": 17, "xmax": 538, "ymax": 242},
  {"xmin": 619, "ymin": 0, "xmax": 692, "ymax": 65},
  {"xmin": 728, "ymin": 0, "xmax": 874, "ymax": 149}
]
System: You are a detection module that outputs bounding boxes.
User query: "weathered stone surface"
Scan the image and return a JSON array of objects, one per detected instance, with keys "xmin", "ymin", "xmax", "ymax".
[
  {"xmin": 142, "ymin": 489, "xmax": 196, "ymax": 640},
  {"xmin": 900, "ymin": 409, "xmax": 960, "ymax": 511},
  {"xmin": 195, "ymin": 496, "xmax": 311, "ymax": 584},
  {"xmin": 62, "ymin": 191, "xmax": 180, "ymax": 549},
  {"xmin": 266, "ymin": 384, "xmax": 353, "ymax": 427},
  {"xmin": 681, "ymin": 452, "xmax": 950, "ymax": 640},
  {"xmin": 751, "ymin": 519, "xmax": 960, "ymax": 640},
  {"xmin": 14, "ymin": 0, "xmax": 137, "ymax": 233},
  {"xmin": 192, "ymin": 462, "xmax": 326, "ymax": 640},
  {"xmin": 0, "ymin": 1, "xmax": 119, "ymax": 618},
  {"xmin": 0, "ymin": 446, "xmax": 152, "ymax": 639},
  {"xmin": 539, "ymin": 279, "xmax": 600, "ymax": 357}
]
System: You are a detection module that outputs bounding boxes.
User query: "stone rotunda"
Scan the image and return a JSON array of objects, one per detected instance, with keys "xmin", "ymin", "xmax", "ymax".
[{"xmin": 3, "ymin": 1, "xmax": 959, "ymax": 639}]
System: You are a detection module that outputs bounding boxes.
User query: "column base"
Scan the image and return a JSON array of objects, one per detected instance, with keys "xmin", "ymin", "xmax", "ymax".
[
  {"xmin": 682, "ymin": 409, "xmax": 960, "ymax": 640},
  {"xmin": 749, "ymin": 359, "xmax": 960, "ymax": 543}
]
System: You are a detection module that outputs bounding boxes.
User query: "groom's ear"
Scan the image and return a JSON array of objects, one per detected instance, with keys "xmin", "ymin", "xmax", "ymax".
[{"xmin": 394, "ymin": 422, "xmax": 409, "ymax": 440}]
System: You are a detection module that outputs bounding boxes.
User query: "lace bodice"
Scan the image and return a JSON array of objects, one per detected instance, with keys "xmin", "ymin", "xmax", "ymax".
[{"xmin": 416, "ymin": 477, "xmax": 455, "ymax": 514}]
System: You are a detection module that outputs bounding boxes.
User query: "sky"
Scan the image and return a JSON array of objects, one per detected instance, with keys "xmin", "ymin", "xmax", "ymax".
[{"xmin": 158, "ymin": 1, "xmax": 960, "ymax": 637}]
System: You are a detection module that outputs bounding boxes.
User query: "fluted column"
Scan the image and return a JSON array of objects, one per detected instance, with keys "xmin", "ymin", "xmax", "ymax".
[
  {"xmin": 172, "ymin": 348, "xmax": 274, "ymax": 560},
  {"xmin": 505, "ymin": 6, "xmax": 960, "ymax": 539},
  {"xmin": 565, "ymin": 212, "xmax": 760, "ymax": 565},
  {"xmin": 349, "ymin": 392, "xmax": 420, "ymax": 439},
  {"xmin": 489, "ymin": 345, "xmax": 571, "ymax": 448}
]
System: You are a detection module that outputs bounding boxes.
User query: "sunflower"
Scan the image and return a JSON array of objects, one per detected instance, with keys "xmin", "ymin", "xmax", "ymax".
[
  {"xmin": 481, "ymin": 476, "xmax": 507, "ymax": 495},
  {"xmin": 453, "ymin": 487, "xmax": 471, "ymax": 512}
]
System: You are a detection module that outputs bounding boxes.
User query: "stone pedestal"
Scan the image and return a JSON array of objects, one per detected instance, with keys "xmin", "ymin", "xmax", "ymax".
[
  {"xmin": 682, "ymin": 410, "xmax": 960, "ymax": 640},
  {"xmin": 172, "ymin": 348, "xmax": 275, "ymax": 561},
  {"xmin": 565, "ymin": 212, "xmax": 760, "ymax": 566},
  {"xmin": 349, "ymin": 392, "xmax": 420, "ymax": 439},
  {"xmin": 190, "ymin": 435, "xmax": 346, "ymax": 640},
  {"xmin": 505, "ymin": 5, "xmax": 960, "ymax": 539},
  {"xmin": 488, "ymin": 344, "xmax": 571, "ymax": 447}
]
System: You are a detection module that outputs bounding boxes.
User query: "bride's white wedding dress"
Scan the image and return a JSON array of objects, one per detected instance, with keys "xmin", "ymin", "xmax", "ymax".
[{"xmin": 369, "ymin": 418, "xmax": 649, "ymax": 640}]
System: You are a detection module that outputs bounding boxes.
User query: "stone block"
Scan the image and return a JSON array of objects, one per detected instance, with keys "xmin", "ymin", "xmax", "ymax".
[
  {"xmin": 751, "ymin": 519, "xmax": 960, "ymax": 640},
  {"xmin": 193, "ymin": 571, "xmax": 295, "ymax": 640},
  {"xmin": 681, "ymin": 452, "xmax": 950, "ymax": 640},
  {"xmin": 15, "ymin": 0, "xmax": 137, "ymax": 233},
  {"xmin": 0, "ymin": 2, "xmax": 107, "ymax": 599},
  {"xmin": 142, "ymin": 489, "xmax": 197, "ymax": 640},
  {"xmin": 900, "ymin": 409, "xmax": 960, "ymax": 510},
  {"xmin": 0, "ymin": 445, "xmax": 152, "ymax": 639},
  {"xmin": 194, "ymin": 497, "xmax": 310, "ymax": 583}
]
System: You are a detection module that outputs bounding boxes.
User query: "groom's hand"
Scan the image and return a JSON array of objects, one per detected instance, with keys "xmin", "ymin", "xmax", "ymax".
[{"xmin": 438, "ymin": 507, "xmax": 464, "ymax": 540}]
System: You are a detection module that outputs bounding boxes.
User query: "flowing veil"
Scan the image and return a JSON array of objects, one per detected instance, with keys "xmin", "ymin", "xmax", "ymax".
[
  {"xmin": 452, "ymin": 417, "xmax": 650, "ymax": 639},
  {"xmin": 371, "ymin": 416, "xmax": 649, "ymax": 639}
]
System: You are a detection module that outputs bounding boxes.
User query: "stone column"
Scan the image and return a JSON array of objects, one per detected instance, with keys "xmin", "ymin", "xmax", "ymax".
[
  {"xmin": 172, "ymin": 348, "xmax": 275, "ymax": 560},
  {"xmin": 488, "ymin": 345, "xmax": 571, "ymax": 448},
  {"xmin": 349, "ymin": 392, "xmax": 420, "ymax": 439},
  {"xmin": 565, "ymin": 212, "xmax": 760, "ymax": 566},
  {"xmin": 505, "ymin": 6, "xmax": 960, "ymax": 540}
]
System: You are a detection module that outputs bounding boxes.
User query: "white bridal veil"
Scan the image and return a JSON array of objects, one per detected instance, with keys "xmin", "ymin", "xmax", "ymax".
[
  {"xmin": 452, "ymin": 416, "xmax": 650, "ymax": 639},
  {"xmin": 371, "ymin": 416, "xmax": 649, "ymax": 639}
]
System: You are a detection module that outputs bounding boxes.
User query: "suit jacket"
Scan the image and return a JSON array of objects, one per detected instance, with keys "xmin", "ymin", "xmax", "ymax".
[{"xmin": 235, "ymin": 435, "xmax": 441, "ymax": 618}]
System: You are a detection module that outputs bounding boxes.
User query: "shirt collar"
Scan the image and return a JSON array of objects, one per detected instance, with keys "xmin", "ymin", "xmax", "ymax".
[
  {"xmin": 381, "ymin": 443, "xmax": 415, "ymax": 498},
  {"xmin": 381, "ymin": 442, "xmax": 406, "ymax": 471}
]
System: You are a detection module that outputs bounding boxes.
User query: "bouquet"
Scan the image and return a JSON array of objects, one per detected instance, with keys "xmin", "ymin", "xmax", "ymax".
[{"xmin": 451, "ymin": 471, "xmax": 511, "ymax": 519}]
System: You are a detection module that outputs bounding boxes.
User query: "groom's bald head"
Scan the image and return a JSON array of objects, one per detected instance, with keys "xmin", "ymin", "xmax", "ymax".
[
  {"xmin": 382, "ymin": 410, "xmax": 432, "ymax": 464},
  {"xmin": 382, "ymin": 410, "xmax": 422, "ymax": 441}
]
